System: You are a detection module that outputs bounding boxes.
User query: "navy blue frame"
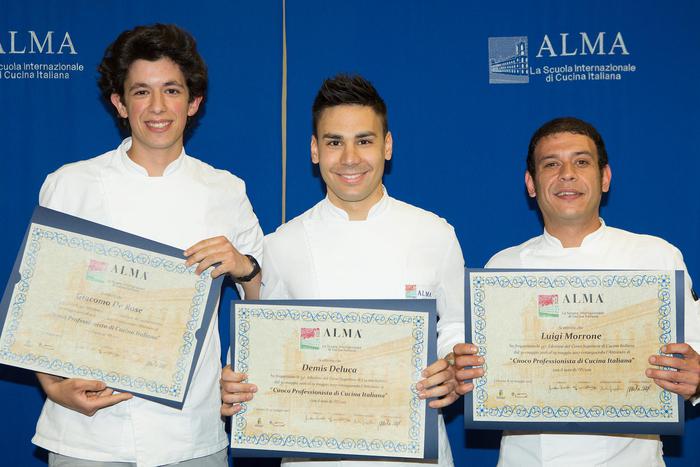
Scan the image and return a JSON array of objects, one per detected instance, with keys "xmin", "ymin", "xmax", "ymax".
[
  {"xmin": 0, "ymin": 206, "xmax": 224, "ymax": 409},
  {"xmin": 464, "ymin": 268, "xmax": 685, "ymax": 435},
  {"xmin": 230, "ymin": 299, "xmax": 439, "ymax": 460}
]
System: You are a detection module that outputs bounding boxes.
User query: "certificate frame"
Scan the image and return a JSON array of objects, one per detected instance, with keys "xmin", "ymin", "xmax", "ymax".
[
  {"xmin": 230, "ymin": 299, "xmax": 439, "ymax": 460},
  {"xmin": 0, "ymin": 206, "xmax": 224, "ymax": 409},
  {"xmin": 464, "ymin": 268, "xmax": 685, "ymax": 435}
]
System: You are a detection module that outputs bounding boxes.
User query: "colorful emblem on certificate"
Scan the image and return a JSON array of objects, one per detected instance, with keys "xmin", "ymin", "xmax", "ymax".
[
  {"xmin": 230, "ymin": 300, "xmax": 438, "ymax": 460},
  {"xmin": 465, "ymin": 269, "xmax": 684, "ymax": 435},
  {"xmin": 0, "ymin": 207, "xmax": 223, "ymax": 408}
]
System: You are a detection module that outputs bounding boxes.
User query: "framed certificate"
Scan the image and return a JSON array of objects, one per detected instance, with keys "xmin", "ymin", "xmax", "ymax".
[
  {"xmin": 0, "ymin": 206, "xmax": 223, "ymax": 409},
  {"xmin": 230, "ymin": 299, "xmax": 438, "ymax": 460},
  {"xmin": 464, "ymin": 269, "xmax": 684, "ymax": 435}
]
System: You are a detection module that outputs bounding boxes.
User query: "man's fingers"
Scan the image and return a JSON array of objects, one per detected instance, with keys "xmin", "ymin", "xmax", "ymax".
[
  {"xmin": 221, "ymin": 403, "xmax": 245, "ymax": 417},
  {"xmin": 417, "ymin": 368, "xmax": 452, "ymax": 391},
  {"xmin": 74, "ymin": 379, "xmax": 107, "ymax": 392},
  {"xmin": 651, "ymin": 378, "xmax": 696, "ymax": 399},
  {"xmin": 428, "ymin": 391, "xmax": 459, "ymax": 409},
  {"xmin": 455, "ymin": 367, "xmax": 484, "ymax": 383},
  {"xmin": 222, "ymin": 391, "xmax": 256, "ymax": 404},
  {"xmin": 195, "ymin": 255, "xmax": 221, "ymax": 275},
  {"xmin": 455, "ymin": 354, "xmax": 484, "ymax": 369},
  {"xmin": 419, "ymin": 379, "xmax": 456, "ymax": 400},
  {"xmin": 647, "ymin": 368, "xmax": 700, "ymax": 387},
  {"xmin": 184, "ymin": 237, "xmax": 223, "ymax": 257},
  {"xmin": 649, "ymin": 355, "xmax": 691, "ymax": 371},
  {"xmin": 185, "ymin": 242, "xmax": 227, "ymax": 268},
  {"xmin": 422, "ymin": 359, "xmax": 449, "ymax": 378},
  {"xmin": 221, "ymin": 367, "xmax": 247, "ymax": 383},
  {"xmin": 83, "ymin": 391, "xmax": 133, "ymax": 415},
  {"xmin": 453, "ymin": 343, "xmax": 478, "ymax": 356},
  {"xmin": 661, "ymin": 343, "xmax": 694, "ymax": 355},
  {"xmin": 456, "ymin": 382, "xmax": 475, "ymax": 396},
  {"xmin": 221, "ymin": 382, "xmax": 257, "ymax": 394},
  {"xmin": 186, "ymin": 246, "xmax": 221, "ymax": 269}
]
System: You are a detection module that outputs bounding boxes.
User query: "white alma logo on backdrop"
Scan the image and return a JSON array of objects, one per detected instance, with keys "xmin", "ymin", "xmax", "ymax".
[
  {"xmin": 0, "ymin": 30, "xmax": 84, "ymax": 81},
  {"xmin": 488, "ymin": 32, "xmax": 635, "ymax": 85},
  {"xmin": 0, "ymin": 31, "xmax": 77, "ymax": 54}
]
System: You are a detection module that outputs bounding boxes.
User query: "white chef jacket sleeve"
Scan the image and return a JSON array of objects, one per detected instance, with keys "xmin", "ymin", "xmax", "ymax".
[
  {"xmin": 38, "ymin": 172, "xmax": 63, "ymax": 210},
  {"xmin": 260, "ymin": 237, "xmax": 290, "ymax": 300},
  {"xmin": 435, "ymin": 233, "xmax": 465, "ymax": 359},
  {"xmin": 229, "ymin": 184, "xmax": 264, "ymax": 300}
]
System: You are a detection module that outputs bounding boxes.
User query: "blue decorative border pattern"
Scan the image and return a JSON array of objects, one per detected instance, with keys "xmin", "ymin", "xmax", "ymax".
[
  {"xmin": 234, "ymin": 305, "xmax": 426, "ymax": 456},
  {"xmin": 0, "ymin": 225, "xmax": 209, "ymax": 400},
  {"xmin": 472, "ymin": 273, "xmax": 675, "ymax": 421}
]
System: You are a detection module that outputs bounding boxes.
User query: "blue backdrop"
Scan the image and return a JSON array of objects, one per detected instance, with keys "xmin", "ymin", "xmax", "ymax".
[{"xmin": 1, "ymin": 1, "xmax": 698, "ymax": 465}]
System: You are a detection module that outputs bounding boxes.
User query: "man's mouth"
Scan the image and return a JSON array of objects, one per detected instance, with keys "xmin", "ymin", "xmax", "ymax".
[
  {"xmin": 337, "ymin": 173, "xmax": 365, "ymax": 183},
  {"xmin": 555, "ymin": 190, "xmax": 582, "ymax": 199},
  {"xmin": 145, "ymin": 120, "xmax": 172, "ymax": 130}
]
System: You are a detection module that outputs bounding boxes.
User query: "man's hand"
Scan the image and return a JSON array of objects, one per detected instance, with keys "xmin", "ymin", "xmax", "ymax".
[
  {"xmin": 416, "ymin": 357, "xmax": 458, "ymax": 409},
  {"xmin": 647, "ymin": 343, "xmax": 700, "ymax": 400},
  {"xmin": 453, "ymin": 343, "xmax": 484, "ymax": 396},
  {"xmin": 184, "ymin": 236, "xmax": 255, "ymax": 279},
  {"xmin": 36, "ymin": 373, "xmax": 132, "ymax": 416},
  {"xmin": 220, "ymin": 365, "xmax": 257, "ymax": 416}
]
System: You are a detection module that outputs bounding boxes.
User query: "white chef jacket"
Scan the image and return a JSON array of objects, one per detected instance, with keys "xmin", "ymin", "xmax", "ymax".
[
  {"xmin": 32, "ymin": 138, "xmax": 263, "ymax": 467},
  {"xmin": 487, "ymin": 219, "xmax": 700, "ymax": 467},
  {"xmin": 261, "ymin": 190, "xmax": 465, "ymax": 467}
]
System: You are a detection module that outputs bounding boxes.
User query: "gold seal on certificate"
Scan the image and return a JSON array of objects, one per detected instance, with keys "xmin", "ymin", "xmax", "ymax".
[
  {"xmin": 230, "ymin": 300, "xmax": 438, "ymax": 459},
  {"xmin": 0, "ymin": 207, "xmax": 222, "ymax": 408},
  {"xmin": 465, "ymin": 269, "xmax": 683, "ymax": 434}
]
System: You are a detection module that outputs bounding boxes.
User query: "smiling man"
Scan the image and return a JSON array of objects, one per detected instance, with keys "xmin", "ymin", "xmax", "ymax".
[
  {"xmin": 32, "ymin": 24, "xmax": 263, "ymax": 467},
  {"xmin": 454, "ymin": 117, "xmax": 700, "ymax": 466},
  {"xmin": 221, "ymin": 74, "xmax": 469, "ymax": 467}
]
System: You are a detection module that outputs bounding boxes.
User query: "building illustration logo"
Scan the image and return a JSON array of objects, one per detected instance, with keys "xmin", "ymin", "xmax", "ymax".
[
  {"xmin": 300, "ymin": 327, "xmax": 320, "ymax": 350},
  {"xmin": 86, "ymin": 259, "xmax": 108, "ymax": 283},
  {"xmin": 538, "ymin": 294, "xmax": 559, "ymax": 317},
  {"xmin": 488, "ymin": 36, "xmax": 528, "ymax": 84}
]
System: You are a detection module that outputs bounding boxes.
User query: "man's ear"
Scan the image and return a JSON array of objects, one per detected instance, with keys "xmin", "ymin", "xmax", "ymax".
[
  {"xmin": 187, "ymin": 95, "xmax": 203, "ymax": 117},
  {"xmin": 311, "ymin": 135, "xmax": 319, "ymax": 164},
  {"xmin": 110, "ymin": 93, "xmax": 128, "ymax": 119},
  {"xmin": 601, "ymin": 164, "xmax": 612, "ymax": 193},
  {"xmin": 384, "ymin": 131, "xmax": 393, "ymax": 161},
  {"xmin": 525, "ymin": 170, "xmax": 537, "ymax": 198}
]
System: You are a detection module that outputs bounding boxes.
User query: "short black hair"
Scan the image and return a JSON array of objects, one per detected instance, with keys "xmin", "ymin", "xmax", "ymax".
[
  {"xmin": 312, "ymin": 74, "xmax": 388, "ymax": 137},
  {"xmin": 527, "ymin": 117, "xmax": 608, "ymax": 174},
  {"xmin": 98, "ymin": 23, "xmax": 207, "ymax": 127}
]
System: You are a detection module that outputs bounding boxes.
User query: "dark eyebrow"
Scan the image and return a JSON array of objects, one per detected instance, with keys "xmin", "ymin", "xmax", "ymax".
[
  {"xmin": 128, "ymin": 82, "xmax": 150, "ymax": 91},
  {"xmin": 539, "ymin": 150, "xmax": 593, "ymax": 161},
  {"xmin": 356, "ymin": 131, "xmax": 377, "ymax": 139},
  {"xmin": 321, "ymin": 133, "xmax": 343, "ymax": 140},
  {"xmin": 163, "ymin": 80, "xmax": 185, "ymax": 87},
  {"xmin": 127, "ymin": 80, "xmax": 185, "ymax": 92}
]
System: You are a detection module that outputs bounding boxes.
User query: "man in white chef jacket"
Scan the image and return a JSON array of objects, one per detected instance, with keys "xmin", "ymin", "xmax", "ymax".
[
  {"xmin": 221, "ymin": 74, "xmax": 478, "ymax": 466},
  {"xmin": 32, "ymin": 24, "xmax": 263, "ymax": 467},
  {"xmin": 453, "ymin": 116, "xmax": 700, "ymax": 467}
]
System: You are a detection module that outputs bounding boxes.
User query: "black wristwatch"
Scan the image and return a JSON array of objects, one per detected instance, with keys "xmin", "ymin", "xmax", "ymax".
[{"xmin": 233, "ymin": 254, "xmax": 261, "ymax": 283}]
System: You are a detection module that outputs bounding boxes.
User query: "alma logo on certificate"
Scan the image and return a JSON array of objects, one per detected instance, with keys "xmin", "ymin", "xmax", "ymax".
[
  {"xmin": 538, "ymin": 294, "xmax": 559, "ymax": 317},
  {"xmin": 86, "ymin": 259, "xmax": 108, "ymax": 283},
  {"xmin": 300, "ymin": 327, "xmax": 320, "ymax": 350},
  {"xmin": 405, "ymin": 284, "xmax": 433, "ymax": 298},
  {"xmin": 405, "ymin": 284, "xmax": 417, "ymax": 298}
]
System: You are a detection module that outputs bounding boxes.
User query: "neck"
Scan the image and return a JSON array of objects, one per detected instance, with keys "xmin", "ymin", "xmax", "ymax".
[
  {"xmin": 545, "ymin": 217, "xmax": 602, "ymax": 248},
  {"xmin": 126, "ymin": 143, "xmax": 182, "ymax": 177},
  {"xmin": 328, "ymin": 187, "xmax": 384, "ymax": 221}
]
